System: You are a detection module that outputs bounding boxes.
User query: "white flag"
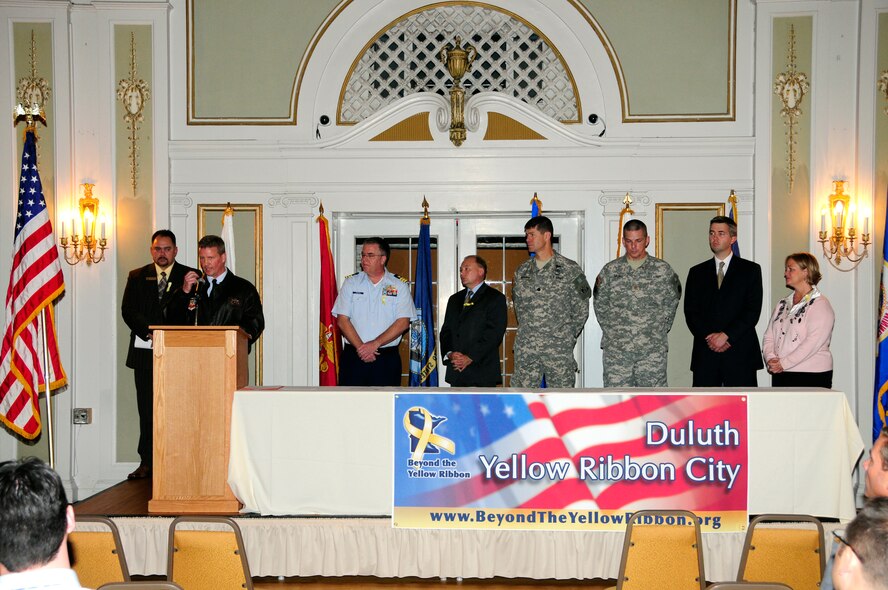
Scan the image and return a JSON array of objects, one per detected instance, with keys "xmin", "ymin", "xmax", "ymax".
[{"xmin": 221, "ymin": 205, "xmax": 236, "ymax": 273}]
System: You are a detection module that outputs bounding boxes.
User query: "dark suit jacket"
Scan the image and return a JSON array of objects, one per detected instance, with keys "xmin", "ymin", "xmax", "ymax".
[
  {"xmin": 121, "ymin": 262, "xmax": 196, "ymax": 369},
  {"xmin": 684, "ymin": 256, "xmax": 764, "ymax": 374},
  {"xmin": 439, "ymin": 283, "xmax": 507, "ymax": 386},
  {"xmin": 170, "ymin": 271, "xmax": 265, "ymax": 347}
]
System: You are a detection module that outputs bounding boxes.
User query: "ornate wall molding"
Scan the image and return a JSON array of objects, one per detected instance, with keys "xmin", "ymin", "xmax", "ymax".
[
  {"xmin": 16, "ymin": 30, "xmax": 51, "ymax": 117},
  {"xmin": 117, "ymin": 32, "xmax": 150, "ymax": 197},
  {"xmin": 267, "ymin": 194, "xmax": 319, "ymax": 210},
  {"xmin": 774, "ymin": 24, "xmax": 809, "ymax": 192}
]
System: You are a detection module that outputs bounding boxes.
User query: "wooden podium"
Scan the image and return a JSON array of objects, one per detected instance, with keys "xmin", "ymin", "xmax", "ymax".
[{"xmin": 148, "ymin": 326, "xmax": 248, "ymax": 513}]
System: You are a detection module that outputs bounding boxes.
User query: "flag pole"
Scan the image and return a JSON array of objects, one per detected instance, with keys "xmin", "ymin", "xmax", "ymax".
[{"xmin": 40, "ymin": 308, "xmax": 55, "ymax": 468}]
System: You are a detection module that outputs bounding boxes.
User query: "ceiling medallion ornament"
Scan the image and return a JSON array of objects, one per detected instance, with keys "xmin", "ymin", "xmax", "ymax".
[
  {"xmin": 116, "ymin": 32, "xmax": 150, "ymax": 197},
  {"xmin": 14, "ymin": 30, "xmax": 50, "ymax": 136},
  {"xmin": 773, "ymin": 24, "xmax": 809, "ymax": 192},
  {"xmin": 878, "ymin": 71, "xmax": 888, "ymax": 115}
]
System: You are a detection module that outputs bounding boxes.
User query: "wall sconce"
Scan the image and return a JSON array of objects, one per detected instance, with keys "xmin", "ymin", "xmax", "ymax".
[
  {"xmin": 59, "ymin": 183, "xmax": 109, "ymax": 265},
  {"xmin": 818, "ymin": 180, "xmax": 870, "ymax": 270}
]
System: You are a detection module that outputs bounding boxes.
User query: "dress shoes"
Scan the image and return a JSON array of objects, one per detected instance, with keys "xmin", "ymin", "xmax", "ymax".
[{"xmin": 127, "ymin": 464, "xmax": 151, "ymax": 479}]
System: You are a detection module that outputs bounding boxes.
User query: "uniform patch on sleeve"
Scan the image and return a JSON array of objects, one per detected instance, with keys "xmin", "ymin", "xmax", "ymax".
[
  {"xmin": 575, "ymin": 274, "xmax": 592, "ymax": 298},
  {"xmin": 593, "ymin": 274, "xmax": 603, "ymax": 296}
]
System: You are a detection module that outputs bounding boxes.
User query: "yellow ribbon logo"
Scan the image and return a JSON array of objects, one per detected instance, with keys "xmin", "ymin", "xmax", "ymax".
[{"xmin": 403, "ymin": 406, "xmax": 455, "ymax": 461}]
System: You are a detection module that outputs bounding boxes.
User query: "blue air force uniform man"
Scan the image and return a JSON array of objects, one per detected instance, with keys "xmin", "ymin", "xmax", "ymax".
[{"xmin": 332, "ymin": 237, "xmax": 417, "ymax": 386}]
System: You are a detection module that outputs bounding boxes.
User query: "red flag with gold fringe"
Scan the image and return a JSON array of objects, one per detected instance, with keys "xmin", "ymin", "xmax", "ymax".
[{"xmin": 318, "ymin": 208, "xmax": 341, "ymax": 386}]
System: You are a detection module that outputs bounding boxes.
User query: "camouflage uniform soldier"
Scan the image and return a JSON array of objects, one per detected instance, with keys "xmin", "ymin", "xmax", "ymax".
[
  {"xmin": 593, "ymin": 219, "xmax": 681, "ymax": 387},
  {"xmin": 512, "ymin": 216, "xmax": 591, "ymax": 388}
]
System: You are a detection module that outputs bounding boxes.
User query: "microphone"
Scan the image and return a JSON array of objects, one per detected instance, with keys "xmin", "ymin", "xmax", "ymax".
[{"xmin": 189, "ymin": 272, "xmax": 206, "ymax": 326}]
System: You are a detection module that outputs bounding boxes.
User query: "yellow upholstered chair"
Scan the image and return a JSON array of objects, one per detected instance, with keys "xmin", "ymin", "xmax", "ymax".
[
  {"xmin": 167, "ymin": 516, "xmax": 253, "ymax": 590},
  {"xmin": 707, "ymin": 584, "xmax": 792, "ymax": 589},
  {"xmin": 68, "ymin": 516, "xmax": 130, "ymax": 588},
  {"xmin": 616, "ymin": 510, "xmax": 706, "ymax": 590},
  {"xmin": 737, "ymin": 514, "xmax": 825, "ymax": 590},
  {"xmin": 99, "ymin": 584, "xmax": 184, "ymax": 590}
]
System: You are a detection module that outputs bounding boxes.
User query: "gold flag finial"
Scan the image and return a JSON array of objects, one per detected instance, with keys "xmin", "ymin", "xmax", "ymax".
[
  {"xmin": 616, "ymin": 192, "xmax": 636, "ymax": 259},
  {"xmin": 421, "ymin": 196, "xmax": 430, "ymax": 220},
  {"xmin": 531, "ymin": 192, "xmax": 543, "ymax": 214}
]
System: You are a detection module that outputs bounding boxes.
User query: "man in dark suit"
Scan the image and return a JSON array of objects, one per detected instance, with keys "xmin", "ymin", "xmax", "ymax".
[
  {"xmin": 176, "ymin": 234, "xmax": 264, "ymax": 349},
  {"xmin": 684, "ymin": 215, "xmax": 763, "ymax": 386},
  {"xmin": 121, "ymin": 229, "xmax": 196, "ymax": 479},
  {"xmin": 440, "ymin": 255, "xmax": 507, "ymax": 387}
]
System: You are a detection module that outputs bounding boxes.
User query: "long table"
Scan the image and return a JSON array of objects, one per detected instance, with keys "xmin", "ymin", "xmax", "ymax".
[{"xmin": 226, "ymin": 387, "xmax": 864, "ymax": 580}]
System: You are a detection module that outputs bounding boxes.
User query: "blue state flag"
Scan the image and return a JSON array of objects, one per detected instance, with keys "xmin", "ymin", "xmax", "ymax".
[
  {"xmin": 409, "ymin": 218, "xmax": 438, "ymax": 386},
  {"xmin": 729, "ymin": 195, "xmax": 741, "ymax": 258},
  {"xmin": 875, "ymin": 193, "xmax": 888, "ymax": 441}
]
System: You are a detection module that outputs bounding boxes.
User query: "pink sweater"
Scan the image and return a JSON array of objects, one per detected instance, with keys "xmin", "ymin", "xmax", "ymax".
[{"xmin": 762, "ymin": 289, "xmax": 834, "ymax": 373}]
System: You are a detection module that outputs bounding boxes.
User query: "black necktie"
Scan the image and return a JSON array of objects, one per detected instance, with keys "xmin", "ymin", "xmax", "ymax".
[
  {"xmin": 157, "ymin": 271, "xmax": 167, "ymax": 301},
  {"xmin": 210, "ymin": 279, "xmax": 218, "ymax": 300}
]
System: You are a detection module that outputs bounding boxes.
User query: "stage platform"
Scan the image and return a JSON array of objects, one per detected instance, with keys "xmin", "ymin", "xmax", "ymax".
[{"xmin": 71, "ymin": 478, "xmax": 838, "ymax": 583}]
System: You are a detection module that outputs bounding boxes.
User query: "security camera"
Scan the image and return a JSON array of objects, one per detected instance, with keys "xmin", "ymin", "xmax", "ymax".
[
  {"xmin": 588, "ymin": 113, "xmax": 606, "ymax": 137},
  {"xmin": 319, "ymin": 115, "xmax": 331, "ymax": 126}
]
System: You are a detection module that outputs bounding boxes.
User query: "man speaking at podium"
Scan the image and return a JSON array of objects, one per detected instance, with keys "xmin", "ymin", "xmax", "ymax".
[
  {"xmin": 121, "ymin": 230, "xmax": 196, "ymax": 480},
  {"xmin": 175, "ymin": 234, "xmax": 265, "ymax": 350}
]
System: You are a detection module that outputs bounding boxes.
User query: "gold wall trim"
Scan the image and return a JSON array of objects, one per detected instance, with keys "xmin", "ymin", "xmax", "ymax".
[
  {"xmin": 566, "ymin": 0, "xmax": 736, "ymax": 123},
  {"xmin": 197, "ymin": 204, "xmax": 264, "ymax": 384},
  {"xmin": 336, "ymin": 2, "xmax": 582, "ymax": 126},
  {"xmin": 655, "ymin": 202, "xmax": 725, "ymax": 258},
  {"xmin": 483, "ymin": 112, "xmax": 546, "ymax": 140},
  {"xmin": 370, "ymin": 112, "xmax": 434, "ymax": 141}
]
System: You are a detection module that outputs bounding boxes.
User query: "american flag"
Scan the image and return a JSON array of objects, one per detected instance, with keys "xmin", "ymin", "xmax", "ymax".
[
  {"xmin": 0, "ymin": 130, "xmax": 66, "ymax": 439},
  {"xmin": 395, "ymin": 393, "xmax": 747, "ymax": 513}
]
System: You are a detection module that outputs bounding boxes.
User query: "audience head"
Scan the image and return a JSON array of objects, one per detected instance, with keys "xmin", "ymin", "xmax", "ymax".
[
  {"xmin": 832, "ymin": 497, "xmax": 888, "ymax": 590},
  {"xmin": 865, "ymin": 426, "xmax": 888, "ymax": 499},
  {"xmin": 0, "ymin": 457, "xmax": 75, "ymax": 574}
]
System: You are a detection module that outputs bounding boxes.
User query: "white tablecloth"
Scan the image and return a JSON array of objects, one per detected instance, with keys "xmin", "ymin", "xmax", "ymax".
[{"xmin": 228, "ymin": 387, "xmax": 864, "ymax": 521}]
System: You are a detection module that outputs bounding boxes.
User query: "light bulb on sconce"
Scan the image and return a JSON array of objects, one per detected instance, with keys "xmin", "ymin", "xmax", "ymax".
[
  {"xmin": 58, "ymin": 183, "xmax": 109, "ymax": 265},
  {"xmin": 817, "ymin": 180, "xmax": 870, "ymax": 270}
]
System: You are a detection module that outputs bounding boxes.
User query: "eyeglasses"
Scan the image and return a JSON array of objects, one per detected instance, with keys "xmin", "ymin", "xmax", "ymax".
[
  {"xmin": 361, "ymin": 253, "xmax": 383, "ymax": 259},
  {"xmin": 833, "ymin": 530, "xmax": 864, "ymax": 563}
]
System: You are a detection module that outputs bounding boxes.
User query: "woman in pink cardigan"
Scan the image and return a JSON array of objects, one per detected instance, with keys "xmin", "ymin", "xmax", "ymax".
[{"xmin": 762, "ymin": 252, "xmax": 835, "ymax": 387}]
